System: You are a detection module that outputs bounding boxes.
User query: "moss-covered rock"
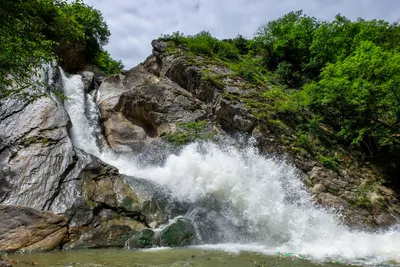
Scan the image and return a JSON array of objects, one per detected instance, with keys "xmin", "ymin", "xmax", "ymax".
[
  {"xmin": 159, "ymin": 218, "xmax": 198, "ymax": 247},
  {"xmin": 64, "ymin": 225, "xmax": 134, "ymax": 250},
  {"xmin": 126, "ymin": 229, "xmax": 155, "ymax": 249}
]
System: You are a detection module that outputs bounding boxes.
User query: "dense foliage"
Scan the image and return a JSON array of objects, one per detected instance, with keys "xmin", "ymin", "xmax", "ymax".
[
  {"xmin": 0, "ymin": 0, "xmax": 123, "ymax": 99},
  {"xmin": 161, "ymin": 11, "xmax": 400, "ymax": 164}
]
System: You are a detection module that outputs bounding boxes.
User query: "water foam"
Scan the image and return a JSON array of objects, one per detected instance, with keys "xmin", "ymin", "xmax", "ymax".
[{"xmin": 60, "ymin": 70, "xmax": 400, "ymax": 266}]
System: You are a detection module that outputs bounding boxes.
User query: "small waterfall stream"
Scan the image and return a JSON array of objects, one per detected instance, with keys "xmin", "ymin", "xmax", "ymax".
[{"xmin": 60, "ymin": 69, "xmax": 400, "ymax": 266}]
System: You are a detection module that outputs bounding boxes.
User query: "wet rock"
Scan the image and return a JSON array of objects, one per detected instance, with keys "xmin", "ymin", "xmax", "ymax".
[
  {"xmin": 65, "ymin": 198, "xmax": 95, "ymax": 227},
  {"xmin": 126, "ymin": 229, "xmax": 155, "ymax": 249},
  {"xmin": 0, "ymin": 95, "xmax": 89, "ymax": 213},
  {"xmin": 79, "ymin": 71, "xmax": 95, "ymax": 93},
  {"xmin": 64, "ymin": 225, "xmax": 134, "ymax": 249},
  {"xmin": 311, "ymin": 183, "xmax": 326, "ymax": 194},
  {"xmin": 64, "ymin": 158, "xmax": 175, "ymax": 246},
  {"xmin": 64, "ymin": 158, "xmax": 148, "ymax": 240},
  {"xmin": 0, "ymin": 259, "xmax": 11, "ymax": 267},
  {"xmin": 159, "ymin": 218, "xmax": 198, "ymax": 247},
  {"xmin": 0, "ymin": 205, "xmax": 68, "ymax": 253}
]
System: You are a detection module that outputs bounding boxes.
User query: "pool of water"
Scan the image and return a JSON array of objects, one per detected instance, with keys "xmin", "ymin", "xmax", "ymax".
[{"xmin": 3, "ymin": 248, "xmax": 370, "ymax": 267}]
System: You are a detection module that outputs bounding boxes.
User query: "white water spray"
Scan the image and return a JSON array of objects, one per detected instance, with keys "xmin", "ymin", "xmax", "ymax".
[{"xmin": 60, "ymin": 70, "xmax": 400, "ymax": 266}]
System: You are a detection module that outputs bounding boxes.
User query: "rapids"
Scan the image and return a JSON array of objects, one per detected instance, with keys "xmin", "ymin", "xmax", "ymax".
[{"xmin": 60, "ymin": 69, "xmax": 400, "ymax": 266}]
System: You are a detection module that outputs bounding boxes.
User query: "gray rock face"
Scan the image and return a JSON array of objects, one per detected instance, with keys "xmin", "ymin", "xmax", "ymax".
[
  {"xmin": 151, "ymin": 39, "xmax": 168, "ymax": 59},
  {"xmin": 0, "ymin": 205, "xmax": 68, "ymax": 253},
  {"xmin": 97, "ymin": 50, "xmax": 257, "ymax": 153},
  {"xmin": 0, "ymin": 97, "xmax": 87, "ymax": 213},
  {"xmin": 0, "ymin": 90, "xmax": 174, "ymax": 251},
  {"xmin": 215, "ymin": 98, "xmax": 255, "ymax": 132},
  {"xmin": 98, "ymin": 65, "xmax": 207, "ymax": 152}
]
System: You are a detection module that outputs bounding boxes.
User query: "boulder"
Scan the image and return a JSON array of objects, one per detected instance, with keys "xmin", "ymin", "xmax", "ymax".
[
  {"xmin": 64, "ymin": 158, "xmax": 177, "ymax": 246},
  {"xmin": 98, "ymin": 64, "xmax": 206, "ymax": 153},
  {"xmin": 159, "ymin": 218, "xmax": 198, "ymax": 247},
  {"xmin": 126, "ymin": 229, "xmax": 155, "ymax": 249},
  {"xmin": 64, "ymin": 225, "xmax": 134, "ymax": 250},
  {"xmin": 151, "ymin": 40, "xmax": 168, "ymax": 59},
  {"xmin": 0, "ymin": 205, "xmax": 68, "ymax": 253}
]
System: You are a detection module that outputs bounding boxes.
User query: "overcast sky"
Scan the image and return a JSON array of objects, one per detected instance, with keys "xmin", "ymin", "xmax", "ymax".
[{"xmin": 85, "ymin": 0, "xmax": 400, "ymax": 69}]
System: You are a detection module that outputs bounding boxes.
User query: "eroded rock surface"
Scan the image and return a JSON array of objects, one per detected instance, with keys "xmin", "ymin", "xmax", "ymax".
[
  {"xmin": 0, "ymin": 205, "xmax": 68, "ymax": 253},
  {"xmin": 0, "ymin": 96, "xmax": 88, "ymax": 213}
]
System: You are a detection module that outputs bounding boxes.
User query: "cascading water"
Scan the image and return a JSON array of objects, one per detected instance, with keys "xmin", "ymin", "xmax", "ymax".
[{"xmin": 60, "ymin": 70, "xmax": 400, "ymax": 266}]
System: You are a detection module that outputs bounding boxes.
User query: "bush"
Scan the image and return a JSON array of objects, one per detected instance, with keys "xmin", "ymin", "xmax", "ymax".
[
  {"xmin": 96, "ymin": 51, "xmax": 124, "ymax": 75},
  {"xmin": 160, "ymin": 31, "xmax": 240, "ymax": 61},
  {"xmin": 216, "ymin": 41, "xmax": 240, "ymax": 60},
  {"xmin": 231, "ymin": 35, "xmax": 250, "ymax": 54},
  {"xmin": 186, "ymin": 31, "xmax": 218, "ymax": 56},
  {"xmin": 164, "ymin": 121, "xmax": 212, "ymax": 145}
]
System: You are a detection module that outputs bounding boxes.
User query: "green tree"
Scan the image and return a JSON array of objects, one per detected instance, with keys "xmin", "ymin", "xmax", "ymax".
[
  {"xmin": 255, "ymin": 10, "xmax": 320, "ymax": 87},
  {"xmin": 309, "ymin": 15, "xmax": 397, "ymax": 75},
  {"xmin": 303, "ymin": 41, "xmax": 400, "ymax": 156},
  {"xmin": 96, "ymin": 51, "xmax": 124, "ymax": 75},
  {"xmin": 0, "ymin": 0, "xmax": 56, "ymax": 99},
  {"xmin": 57, "ymin": 0, "xmax": 110, "ymax": 64},
  {"xmin": 0, "ymin": 0, "xmax": 122, "ymax": 99}
]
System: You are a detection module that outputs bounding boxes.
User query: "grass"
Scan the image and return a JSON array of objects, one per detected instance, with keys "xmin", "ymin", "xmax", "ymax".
[
  {"xmin": 163, "ymin": 120, "xmax": 213, "ymax": 145},
  {"xmin": 200, "ymin": 69, "xmax": 225, "ymax": 89},
  {"xmin": 318, "ymin": 155, "xmax": 340, "ymax": 170}
]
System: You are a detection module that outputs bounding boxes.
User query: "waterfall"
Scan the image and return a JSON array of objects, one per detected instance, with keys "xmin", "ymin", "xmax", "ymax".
[{"xmin": 60, "ymin": 70, "xmax": 400, "ymax": 266}]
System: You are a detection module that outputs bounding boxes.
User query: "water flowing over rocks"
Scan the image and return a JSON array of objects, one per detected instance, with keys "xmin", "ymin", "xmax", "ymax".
[
  {"xmin": 126, "ymin": 218, "xmax": 199, "ymax": 249},
  {"xmin": 0, "ymin": 40, "xmax": 399, "ymax": 261},
  {"xmin": 97, "ymin": 40, "xmax": 399, "ymax": 228},
  {"xmin": 0, "ymin": 66, "xmax": 184, "ymax": 252}
]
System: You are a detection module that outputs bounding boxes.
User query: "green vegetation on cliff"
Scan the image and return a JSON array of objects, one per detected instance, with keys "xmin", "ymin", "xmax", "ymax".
[
  {"xmin": 160, "ymin": 11, "xmax": 400, "ymax": 188},
  {"xmin": 0, "ymin": 0, "xmax": 123, "ymax": 99}
]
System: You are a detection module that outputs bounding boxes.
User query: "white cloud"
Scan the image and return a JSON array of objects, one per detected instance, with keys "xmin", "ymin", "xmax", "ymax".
[{"xmin": 85, "ymin": 0, "xmax": 400, "ymax": 68}]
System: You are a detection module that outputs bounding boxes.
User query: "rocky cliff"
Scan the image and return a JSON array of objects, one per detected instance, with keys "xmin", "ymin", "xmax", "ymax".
[
  {"xmin": 0, "ymin": 40, "xmax": 399, "ymax": 252},
  {"xmin": 98, "ymin": 40, "xmax": 399, "ymax": 228}
]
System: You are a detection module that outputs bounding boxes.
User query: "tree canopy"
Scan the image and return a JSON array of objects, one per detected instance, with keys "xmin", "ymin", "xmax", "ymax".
[
  {"xmin": 0, "ymin": 0, "xmax": 123, "ymax": 99},
  {"xmin": 252, "ymin": 11, "xmax": 400, "ymax": 157}
]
